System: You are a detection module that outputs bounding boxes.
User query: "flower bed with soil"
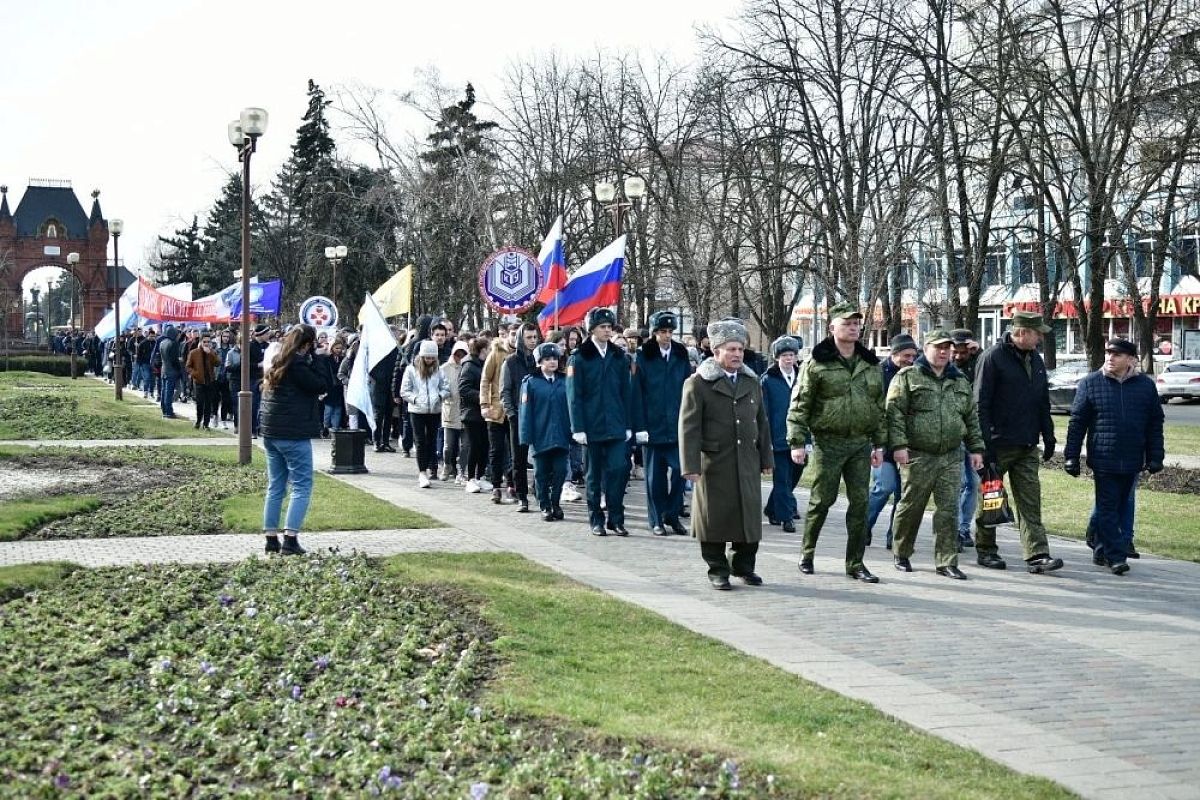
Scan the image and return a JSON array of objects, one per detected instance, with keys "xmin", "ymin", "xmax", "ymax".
[{"xmin": 0, "ymin": 554, "xmax": 767, "ymax": 798}]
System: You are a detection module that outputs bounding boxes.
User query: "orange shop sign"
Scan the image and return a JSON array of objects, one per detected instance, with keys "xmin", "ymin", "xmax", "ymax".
[{"xmin": 1003, "ymin": 295, "xmax": 1200, "ymax": 319}]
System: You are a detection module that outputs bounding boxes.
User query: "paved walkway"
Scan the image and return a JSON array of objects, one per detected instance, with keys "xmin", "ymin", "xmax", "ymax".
[{"xmin": 1, "ymin": 438, "xmax": 1198, "ymax": 799}]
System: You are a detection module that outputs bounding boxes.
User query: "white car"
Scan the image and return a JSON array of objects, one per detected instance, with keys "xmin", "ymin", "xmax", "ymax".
[{"xmin": 1156, "ymin": 360, "xmax": 1200, "ymax": 403}]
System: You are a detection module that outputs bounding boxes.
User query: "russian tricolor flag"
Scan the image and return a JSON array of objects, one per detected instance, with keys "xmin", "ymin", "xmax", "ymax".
[
  {"xmin": 535, "ymin": 216, "xmax": 567, "ymax": 305},
  {"xmin": 538, "ymin": 235, "xmax": 626, "ymax": 333}
]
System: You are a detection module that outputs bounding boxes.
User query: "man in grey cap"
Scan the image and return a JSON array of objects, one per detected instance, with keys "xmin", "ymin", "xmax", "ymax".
[
  {"xmin": 680, "ymin": 319, "xmax": 773, "ymax": 589},
  {"xmin": 972, "ymin": 310, "xmax": 1063, "ymax": 573},
  {"xmin": 866, "ymin": 333, "xmax": 918, "ymax": 550}
]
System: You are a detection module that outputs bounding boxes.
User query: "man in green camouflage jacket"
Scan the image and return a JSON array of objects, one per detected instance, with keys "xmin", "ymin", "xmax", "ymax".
[
  {"xmin": 788, "ymin": 301, "xmax": 887, "ymax": 583},
  {"xmin": 886, "ymin": 330, "xmax": 986, "ymax": 579}
]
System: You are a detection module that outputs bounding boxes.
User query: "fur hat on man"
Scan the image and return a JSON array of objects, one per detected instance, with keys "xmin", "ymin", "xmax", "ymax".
[
  {"xmin": 648, "ymin": 310, "xmax": 677, "ymax": 332},
  {"xmin": 707, "ymin": 318, "xmax": 749, "ymax": 349},
  {"xmin": 771, "ymin": 336, "xmax": 800, "ymax": 357},
  {"xmin": 535, "ymin": 342, "xmax": 563, "ymax": 362},
  {"xmin": 585, "ymin": 307, "xmax": 617, "ymax": 331}
]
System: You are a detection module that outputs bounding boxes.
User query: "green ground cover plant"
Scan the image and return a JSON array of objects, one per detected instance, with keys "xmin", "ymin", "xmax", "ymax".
[
  {"xmin": 0, "ymin": 371, "xmax": 216, "ymax": 440},
  {"xmin": 0, "ymin": 554, "xmax": 773, "ymax": 797},
  {"xmin": 385, "ymin": 554, "xmax": 1072, "ymax": 800},
  {"xmin": 0, "ymin": 446, "xmax": 436, "ymax": 540}
]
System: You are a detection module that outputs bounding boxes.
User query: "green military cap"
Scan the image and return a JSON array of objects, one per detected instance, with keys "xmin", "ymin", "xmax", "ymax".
[
  {"xmin": 828, "ymin": 301, "xmax": 863, "ymax": 321},
  {"xmin": 924, "ymin": 328, "xmax": 954, "ymax": 346},
  {"xmin": 1011, "ymin": 310, "xmax": 1052, "ymax": 333}
]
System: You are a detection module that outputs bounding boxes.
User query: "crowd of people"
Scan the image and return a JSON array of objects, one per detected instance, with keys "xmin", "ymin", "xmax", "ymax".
[{"xmin": 61, "ymin": 300, "xmax": 1165, "ymax": 585}]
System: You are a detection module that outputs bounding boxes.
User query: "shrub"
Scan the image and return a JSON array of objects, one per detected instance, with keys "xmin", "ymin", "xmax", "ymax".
[{"xmin": 0, "ymin": 355, "xmax": 81, "ymax": 377}]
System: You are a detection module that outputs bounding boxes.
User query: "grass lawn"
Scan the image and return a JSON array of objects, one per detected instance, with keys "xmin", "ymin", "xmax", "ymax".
[
  {"xmin": 385, "ymin": 553, "xmax": 1073, "ymax": 800},
  {"xmin": 0, "ymin": 496, "xmax": 101, "ymax": 542},
  {"xmin": 0, "ymin": 561, "xmax": 79, "ymax": 602},
  {"xmin": 169, "ymin": 445, "xmax": 442, "ymax": 532},
  {"xmin": 0, "ymin": 371, "xmax": 220, "ymax": 440},
  {"xmin": 1052, "ymin": 415, "xmax": 1200, "ymax": 456}
]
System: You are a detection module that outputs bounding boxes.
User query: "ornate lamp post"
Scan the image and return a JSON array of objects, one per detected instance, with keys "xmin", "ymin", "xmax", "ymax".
[
  {"xmin": 595, "ymin": 176, "xmax": 646, "ymax": 320},
  {"xmin": 324, "ymin": 244, "xmax": 348, "ymax": 313},
  {"xmin": 66, "ymin": 252, "xmax": 80, "ymax": 379},
  {"xmin": 109, "ymin": 218, "xmax": 124, "ymax": 399},
  {"xmin": 228, "ymin": 107, "xmax": 269, "ymax": 466}
]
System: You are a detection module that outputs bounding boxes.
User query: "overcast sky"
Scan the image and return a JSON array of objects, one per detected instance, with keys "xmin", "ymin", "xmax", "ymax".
[{"xmin": 2, "ymin": 0, "xmax": 741, "ymax": 292}]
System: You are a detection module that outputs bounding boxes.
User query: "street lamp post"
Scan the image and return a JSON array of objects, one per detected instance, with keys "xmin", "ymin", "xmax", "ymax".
[
  {"xmin": 324, "ymin": 244, "xmax": 348, "ymax": 314},
  {"xmin": 110, "ymin": 218, "xmax": 124, "ymax": 400},
  {"xmin": 595, "ymin": 176, "xmax": 646, "ymax": 319},
  {"xmin": 228, "ymin": 107, "xmax": 269, "ymax": 466},
  {"xmin": 66, "ymin": 252, "xmax": 80, "ymax": 379}
]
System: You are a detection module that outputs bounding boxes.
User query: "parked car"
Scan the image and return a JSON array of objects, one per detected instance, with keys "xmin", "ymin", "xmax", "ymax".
[
  {"xmin": 1156, "ymin": 359, "xmax": 1200, "ymax": 403},
  {"xmin": 1047, "ymin": 361, "xmax": 1092, "ymax": 414}
]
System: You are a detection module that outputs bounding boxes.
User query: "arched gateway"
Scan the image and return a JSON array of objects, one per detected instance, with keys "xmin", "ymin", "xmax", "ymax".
[{"xmin": 0, "ymin": 180, "xmax": 132, "ymax": 338}]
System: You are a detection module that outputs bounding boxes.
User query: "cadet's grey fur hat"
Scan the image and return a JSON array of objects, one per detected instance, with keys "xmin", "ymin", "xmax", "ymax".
[
  {"xmin": 707, "ymin": 318, "xmax": 748, "ymax": 349},
  {"xmin": 771, "ymin": 336, "xmax": 800, "ymax": 357}
]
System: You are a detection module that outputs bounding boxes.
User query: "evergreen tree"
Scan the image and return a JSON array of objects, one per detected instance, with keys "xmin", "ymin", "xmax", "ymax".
[
  {"xmin": 200, "ymin": 175, "xmax": 264, "ymax": 296},
  {"xmin": 156, "ymin": 216, "xmax": 206, "ymax": 289}
]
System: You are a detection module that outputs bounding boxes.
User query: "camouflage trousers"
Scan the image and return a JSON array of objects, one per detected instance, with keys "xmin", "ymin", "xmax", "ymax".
[
  {"xmin": 974, "ymin": 445, "xmax": 1050, "ymax": 560},
  {"xmin": 802, "ymin": 436, "xmax": 872, "ymax": 572},
  {"xmin": 893, "ymin": 449, "xmax": 961, "ymax": 568}
]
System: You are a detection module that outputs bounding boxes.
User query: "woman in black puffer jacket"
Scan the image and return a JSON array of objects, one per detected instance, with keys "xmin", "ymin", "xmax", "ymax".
[{"xmin": 260, "ymin": 324, "xmax": 330, "ymax": 556}]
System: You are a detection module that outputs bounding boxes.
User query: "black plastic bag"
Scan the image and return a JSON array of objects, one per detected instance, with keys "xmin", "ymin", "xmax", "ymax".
[{"xmin": 978, "ymin": 463, "xmax": 1015, "ymax": 528}]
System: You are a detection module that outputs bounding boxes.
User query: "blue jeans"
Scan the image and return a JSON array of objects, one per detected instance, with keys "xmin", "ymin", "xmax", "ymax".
[
  {"xmin": 322, "ymin": 403, "xmax": 343, "ymax": 431},
  {"xmin": 958, "ymin": 449, "xmax": 981, "ymax": 535},
  {"xmin": 263, "ymin": 438, "xmax": 314, "ymax": 532},
  {"xmin": 766, "ymin": 449, "xmax": 803, "ymax": 524},
  {"xmin": 251, "ymin": 383, "xmax": 262, "ymax": 436},
  {"xmin": 1088, "ymin": 479, "xmax": 1137, "ymax": 547},
  {"xmin": 159, "ymin": 376, "xmax": 178, "ymax": 417},
  {"xmin": 1091, "ymin": 472, "xmax": 1138, "ymax": 565},
  {"xmin": 643, "ymin": 443, "xmax": 685, "ymax": 527},
  {"xmin": 866, "ymin": 460, "xmax": 901, "ymax": 537}
]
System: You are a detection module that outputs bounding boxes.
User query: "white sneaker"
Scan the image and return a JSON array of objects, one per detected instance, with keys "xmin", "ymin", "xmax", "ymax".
[
  {"xmin": 418, "ymin": 473, "xmax": 431, "ymax": 489},
  {"xmin": 454, "ymin": 475, "xmax": 465, "ymax": 485},
  {"xmin": 477, "ymin": 479, "xmax": 493, "ymax": 492},
  {"xmin": 561, "ymin": 482, "xmax": 582, "ymax": 502},
  {"xmin": 464, "ymin": 479, "xmax": 482, "ymax": 494}
]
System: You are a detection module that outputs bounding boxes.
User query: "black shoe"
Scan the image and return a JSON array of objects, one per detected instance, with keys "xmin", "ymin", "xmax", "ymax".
[
  {"xmin": 1093, "ymin": 551, "xmax": 1108, "ymax": 566},
  {"xmin": 1111, "ymin": 561, "xmax": 1130, "ymax": 575},
  {"xmin": 959, "ymin": 531, "xmax": 975, "ymax": 548},
  {"xmin": 793, "ymin": 511, "xmax": 801, "ymax": 520},
  {"xmin": 541, "ymin": 510, "xmax": 554, "ymax": 522},
  {"xmin": 611, "ymin": 525, "xmax": 630, "ymax": 537},
  {"xmin": 798, "ymin": 559, "xmax": 814, "ymax": 575},
  {"xmin": 937, "ymin": 565, "xmax": 968, "ymax": 580},
  {"xmin": 679, "ymin": 508, "xmax": 690, "ymax": 518},
  {"xmin": 667, "ymin": 518, "xmax": 688, "ymax": 536},
  {"xmin": 552, "ymin": 506, "xmax": 564, "ymax": 521},
  {"xmin": 893, "ymin": 557, "xmax": 912, "ymax": 572},
  {"xmin": 651, "ymin": 526, "xmax": 667, "ymax": 536},
  {"xmin": 193, "ymin": 421, "xmax": 201, "ymax": 429},
  {"xmin": 374, "ymin": 445, "xmax": 385, "ymax": 453},
  {"xmin": 403, "ymin": 450, "xmax": 412, "ymax": 458},
  {"xmin": 734, "ymin": 573, "xmax": 764, "ymax": 586},
  {"xmin": 848, "ymin": 566, "xmax": 879, "ymax": 583},
  {"xmin": 264, "ymin": 534, "xmax": 281, "ymax": 554},
  {"xmin": 1127, "ymin": 548, "xmax": 1140, "ymax": 559},
  {"xmin": 709, "ymin": 575, "xmax": 732, "ymax": 591},
  {"xmin": 516, "ymin": 499, "xmax": 530, "ymax": 513},
  {"xmin": 1026, "ymin": 554, "xmax": 1064, "ymax": 574},
  {"xmin": 280, "ymin": 535, "xmax": 306, "ymax": 556},
  {"xmin": 782, "ymin": 520, "xmax": 796, "ymax": 533},
  {"xmin": 977, "ymin": 552, "xmax": 1007, "ymax": 570},
  {"xmin": 590, "ymin": 525, "xmax": 607, "ymax": 537}
]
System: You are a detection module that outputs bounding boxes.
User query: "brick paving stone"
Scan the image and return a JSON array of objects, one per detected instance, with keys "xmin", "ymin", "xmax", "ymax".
[{"xmin": 1, "ymin": 435, "xmax": 1197, "ymax": 799}]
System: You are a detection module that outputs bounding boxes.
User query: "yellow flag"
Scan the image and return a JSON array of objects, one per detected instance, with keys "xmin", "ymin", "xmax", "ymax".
[{"xmin": 364, "ymin": 265, "xmax": 412, "ymax": 321}]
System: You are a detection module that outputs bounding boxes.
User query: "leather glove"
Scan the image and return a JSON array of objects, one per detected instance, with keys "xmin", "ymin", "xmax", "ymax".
[
  {"xmin": 1042, "ymin": 439, "xmax": 1057, "ymax": 462},
  {"xmin": 572, "ymin": 432, "xmax": 588, "ymax": 445},
  {"xmin": 635, "ymin": 431, "xmax": 649, "ymax": 444},
  {"xmin": 1147, "ymin": 461, "xmax": 1164, "ymax": 475},
  {"xmin": 1064, "ymin": 458, "xmax": 1080, "ymax": 477},
  {"xmin": 625, "ymin": 429, "xmax": 632, "ymax": 441}
]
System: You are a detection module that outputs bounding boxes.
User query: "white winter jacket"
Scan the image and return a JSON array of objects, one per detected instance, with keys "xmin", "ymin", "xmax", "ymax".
[{"xmin": 400, "ymin": 365, "xmax": 449, "ymax": 414}]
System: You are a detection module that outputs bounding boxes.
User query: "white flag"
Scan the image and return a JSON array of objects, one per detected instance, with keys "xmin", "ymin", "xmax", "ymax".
[
  {"xmin": 359, "ymin": 293, "xmax": 399, "ymax": 371},
  {"xmin": 344, "ymin": 293, "xmax": 392, "ymax": 431}
]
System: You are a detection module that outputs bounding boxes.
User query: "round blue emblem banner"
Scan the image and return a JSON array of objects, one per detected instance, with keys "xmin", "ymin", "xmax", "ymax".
[
  {"xmin": 299, "ymin": 296, "xmax": 339, "ymax": 329},
  {"xmin": 478, "ymin": 247, "xmax": 543, "ymax": 314}
]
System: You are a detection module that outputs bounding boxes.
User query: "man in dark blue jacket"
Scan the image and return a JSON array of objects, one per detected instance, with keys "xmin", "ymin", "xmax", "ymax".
[
  {"xmin": 158, "ymin": 325, "xmax": 183, "ymax": 419},
  {"xmin": 519, "ymin": 343, "xmax": 573, "ymax": 521},
  {"xmin": 633, "ymin": 310, "xmax": 693, "ymax": 535},
  {"xmin": 866, "ymin": 334, "xmax": 917, "ymax": 548},
  {"xmin": 761, "ymin": 336, "xmax": 804, "ymax": 533},
  {"xmin": 1064, "ymin": 338, "xmax": 1164, "ymax": 575},
  {"xmin": 567, "ymin": 307, "xmax": 634, "ymax": 536},
  {"xmin": 973, "ymin": 312, "xmax": 1063, "ymax": 574}
]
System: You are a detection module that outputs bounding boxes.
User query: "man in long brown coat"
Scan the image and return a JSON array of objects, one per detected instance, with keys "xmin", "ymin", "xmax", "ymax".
[{"xmin": 680, "ymin": 319, "xmax": 773, "ymax": 590}]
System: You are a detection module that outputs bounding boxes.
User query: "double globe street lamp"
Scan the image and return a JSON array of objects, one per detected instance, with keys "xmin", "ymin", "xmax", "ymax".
[
  {"xmin": 227, "ymin": 107, "xmax": 269, "ymax": 466},
  {"xmin": 594, "ymin": 176, "xmax": 645, "ymax": 236},
  {"xmin": 324, "ymin": 244, "xmax": 348, "ymax": 313},
  {"xmin": 110, "ymin": 218, "xmax": 124, "ymax": 400}
]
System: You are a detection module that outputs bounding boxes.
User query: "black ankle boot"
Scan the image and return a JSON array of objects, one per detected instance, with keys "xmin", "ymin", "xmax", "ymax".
[
  {"xmin": 280, "ymin": 535, "xmax": 306, "ymax": 556},
  {"xmin": 264, "ymin": 534, "xmax": 281, "ymax": 554}
]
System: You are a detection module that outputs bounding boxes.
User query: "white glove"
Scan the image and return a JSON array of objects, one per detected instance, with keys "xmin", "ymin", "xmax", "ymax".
[
  {"xmin": 572, "ymin": 432, "xmax": 588, "ymax": 445},
  {"xmin": 625, "ymin": 429, "xmax": 632, "ymax": 441},
  {"xmin": 635, "ymin": 431, "xmax": 649, "ymax": 444}
]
